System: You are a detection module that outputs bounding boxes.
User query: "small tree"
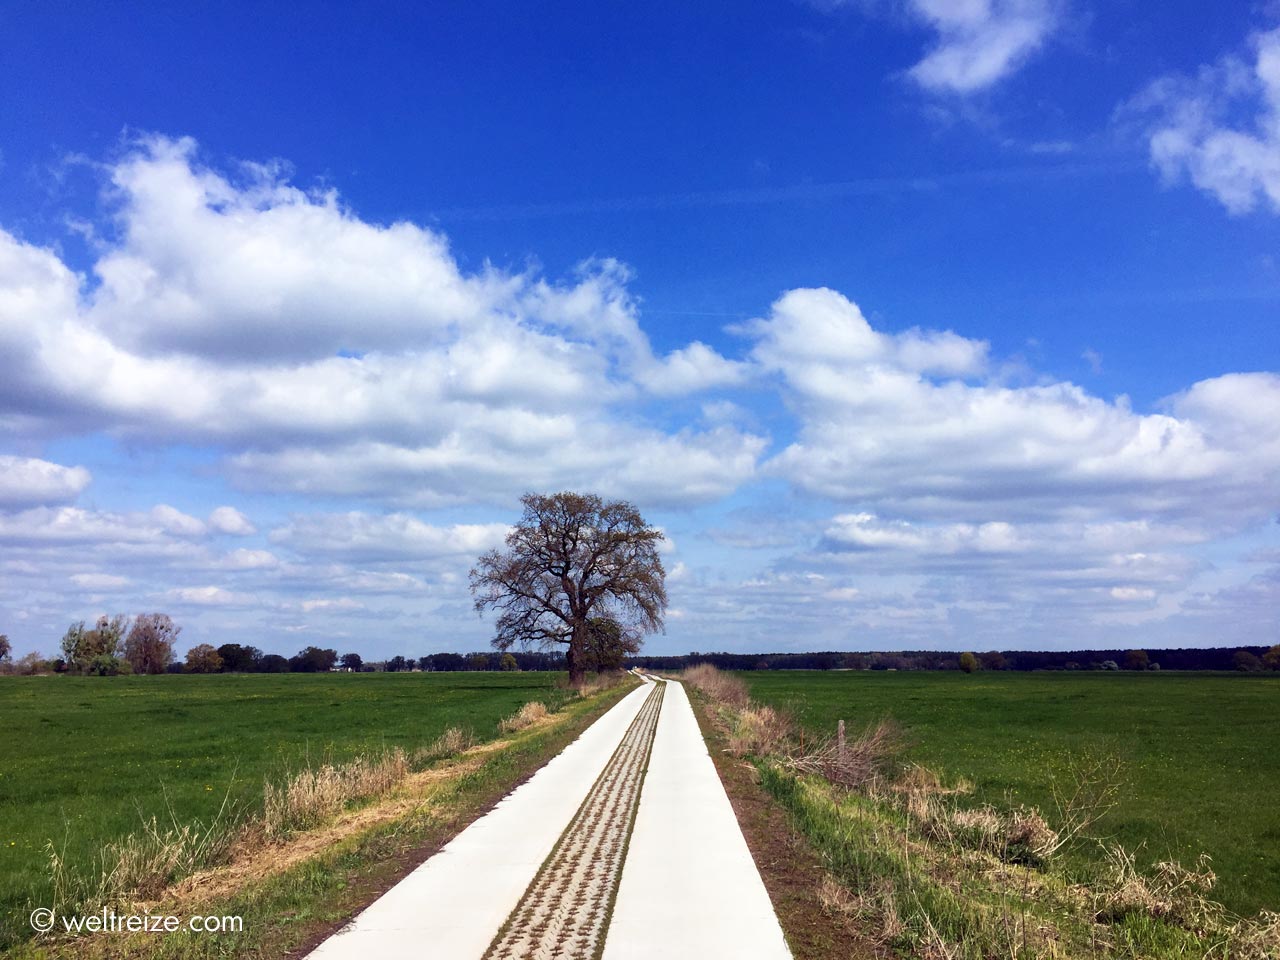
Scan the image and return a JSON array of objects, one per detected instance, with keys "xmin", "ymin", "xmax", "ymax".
[
  {"xmin": 1263, "ymin": 645, "xmax": 1280, "ymax": 671},
  {"xmin": 340, "ymin": 652, "xmax": 364, "ymax": 672},
  {"xmin": 1233, "ymin": 650, "xmax": 1263, "ymax": 672},
  {"xmin": 499, "ymin": 652, "xmax": 519, "ymax": 671},
  {"xmin": 958, "ymin": 652, "xmax": 979, "ymax": 673},
  {"xmin": 217, "ymin": 643, "xmax": 263, "ymax": 672},
  {"xmin": 468, "ymin": 652, "xmax": 491, "ymax": 671},
  {"xmin": 470, "ymin": 491, "xmax": 666, "ymax": 685},
  {"xmin": 13, "ymin": 652, "xmax": 50, "ymax": 675},
  {"xmin": 124, "ymin": 614, "xmax": 179, "ymax": 675},
  {"xmin": 290, "ymin": 646, "xmax": 338, "ymax": 672},
  {"xmin": 386, "ymin": 655, "xmax": 408, "ymax": 672},
  {"xmin": 1124, "ymin": 649, "xmax": 1150, "ymax": 671},
  {"xmin": 259, "ymin": 653, "xmax": 290, "ymax": 673},
  {"xmin": 60, "ymin": 615, "xmax": 129, "ymax": 674},
  {"xmin": 579, "ymin": 617, "xmax": 641, "ymax": 673},
  {"xmin": 184, "ymin": 644, "xmax": 223, "ymax": 673},
  {"xmin": 980, "ymin": 650, "xmax": 1008, "ymax": 671},
  {"xmin": 0, "ymin": 634, "xmax": 10, "ymax": 665}
]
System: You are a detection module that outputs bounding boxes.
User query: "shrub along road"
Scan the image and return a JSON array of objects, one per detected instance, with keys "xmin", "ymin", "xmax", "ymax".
[{"xmin": 307, "ymin": 675, "xmax": 792, "ymax": 960}]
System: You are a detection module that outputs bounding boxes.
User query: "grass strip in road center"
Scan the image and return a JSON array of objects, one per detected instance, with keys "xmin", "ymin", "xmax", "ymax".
[{"xmin": 485, "ymin": 681, "xmax": 665, "ymax": 960}]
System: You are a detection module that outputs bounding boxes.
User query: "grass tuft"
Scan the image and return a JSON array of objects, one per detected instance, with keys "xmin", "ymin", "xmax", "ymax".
[
  {"xmin": 263, "ymin": 749, "xmax": 409, "ymax": 838},
  {"xmin": 498, "ymin": 700, "xmax": 549, "ymax": 733}
]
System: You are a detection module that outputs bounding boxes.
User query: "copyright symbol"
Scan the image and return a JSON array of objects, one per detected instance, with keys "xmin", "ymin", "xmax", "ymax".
[{"xmin": 30, "ymin": 907, "xmax": 55, "ymax": 933}]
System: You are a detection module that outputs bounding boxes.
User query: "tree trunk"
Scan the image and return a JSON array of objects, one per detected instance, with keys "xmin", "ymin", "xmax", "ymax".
[{"xmin": 567, "ymin": 621, "xmax": 588, "ymax": 686}]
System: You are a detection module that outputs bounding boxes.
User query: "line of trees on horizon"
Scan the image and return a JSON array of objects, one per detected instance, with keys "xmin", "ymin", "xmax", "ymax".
[
  {"xmin": 3, "ymin": 621, "xmax": 1278, "ymax": 677},
  {"xmin": 628, "ymin": 645, "xmax": 1280, "ymax": 673}
]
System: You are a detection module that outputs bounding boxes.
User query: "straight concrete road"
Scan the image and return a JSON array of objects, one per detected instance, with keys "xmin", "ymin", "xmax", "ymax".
[
  {"xmin": 307, "ymin": 675, "xmax": 792, "ymax": 960},
  {"xmin": 600, "ymin": 679, "xmax": 792, "ymax": 960},
  {"xmin": 307, "ymin": 679, "xmax": 654, "ymax": 960}
]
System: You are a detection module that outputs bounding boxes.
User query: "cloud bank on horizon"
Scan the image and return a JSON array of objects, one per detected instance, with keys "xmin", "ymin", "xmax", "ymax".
[{"xmin": 1, "ymin": 133, "xmax": 1277, "ymax": 658}]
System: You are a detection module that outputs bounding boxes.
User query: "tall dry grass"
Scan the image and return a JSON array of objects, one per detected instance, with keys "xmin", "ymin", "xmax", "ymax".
[
  {"xmin": 682, "ymin": 662, "xmax": 749, "ymax": 708},
  {"xmin": 47, "ymin": 787, "xmax": 238, "ymax": 914},
  {"xmin": 413, "ymin": 725, "xmax": 476, "ymax": 766},
  {"xmin": 498, "ymin": 701, "xmax": 549, "ymax": 734},
  {"xmin": 263, "ymin": 748, "xmax": 409, "ymax": 838},
  {"xmin": 783, "ymin": 719, "xmax": 903, "ymax": 792}
]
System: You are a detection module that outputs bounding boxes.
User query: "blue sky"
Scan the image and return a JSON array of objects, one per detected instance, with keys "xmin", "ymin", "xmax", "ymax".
[{"xmin": 1, "ymin": 0, "xmax": 1278, "ymax": 659}]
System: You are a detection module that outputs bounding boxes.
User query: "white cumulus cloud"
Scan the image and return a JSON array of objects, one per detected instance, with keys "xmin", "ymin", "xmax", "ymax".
[
  {"xmin": 907, "ymin": 0, "xmax": 1060, "ymax": 93},
  {"xmin": 1125, "ymin": 26, "xmax": 1280, "ymax": 214},
  {"xmin": 0, "ymin": 456, "xmax": 91, "ymax": 508},
  {"xmin": 208, "ymin": 506, "xmax": 257, "ymax": 536},
  {"xmin": 0, "ymin": 136, "xmax": 759, "ymax": 508}
]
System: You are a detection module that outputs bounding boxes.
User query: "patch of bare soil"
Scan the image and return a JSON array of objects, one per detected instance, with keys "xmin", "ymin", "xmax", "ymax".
[{"xmin": 688, "ymin": 692, "xmax": 880, "ymax": 960}]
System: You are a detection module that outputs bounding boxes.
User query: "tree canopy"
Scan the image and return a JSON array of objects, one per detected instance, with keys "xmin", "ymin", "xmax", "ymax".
[{"xmin": 470, "ymin": 491, "xmax": 666, "ymax": 683}]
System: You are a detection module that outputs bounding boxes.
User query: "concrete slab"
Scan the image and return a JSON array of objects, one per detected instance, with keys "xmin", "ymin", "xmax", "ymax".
[
  {"xmin": 600, "ymin": 680, "xmax": 793, "ymax": 960},
  {"xmin": 307, "ymin": 679, "xmax": 653, "ymax": 960}
]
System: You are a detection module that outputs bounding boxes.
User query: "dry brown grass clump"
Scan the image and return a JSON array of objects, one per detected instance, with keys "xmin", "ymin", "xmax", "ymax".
[
  {"xmin": 498, "ymin": 700, "xmax": 549, "ymax": 733},
  {"xmin": 682, "ymin": 663, "xmax": 749, "ymax": 708},
  {"xmin": 1095, "ymin": 845, "xmax": 1223, "ymax": 932},
  {"xmin": 919, "ymin": 801, "xmax": 1059, "ymax": 864},
  {"xmin": 263, "ymin": 748, "xmax": 409, "ymax": 838},
  {"xmin": 1223, "ymin": 911, "xmax": 1280, "ymax": 960},
  {"xmin": 413, "ymin": 726, "xmax": 476, "ymax": 766},
  {"xmin": 574, "ymin": 671, "xmax": 627, "ymax": 697},
  {"xmin": 726, "ymin": 704, "xmax": 794, "ymax": 757},
  {"xmin": 784, "ymin": 719, "xmax": 903, "ymax": 792}
]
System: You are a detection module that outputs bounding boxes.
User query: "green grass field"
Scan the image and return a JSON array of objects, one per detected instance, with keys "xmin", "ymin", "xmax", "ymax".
[
  {"xmin": 742, "ymin": 670, "xmax": 1280, "ymax": 917},
  {"xmin": 0, "ymin": 671, "xmax": 570, "ymax": 947}
]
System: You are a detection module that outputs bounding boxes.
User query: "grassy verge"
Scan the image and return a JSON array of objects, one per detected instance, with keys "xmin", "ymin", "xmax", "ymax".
[
  {"xmin": 0, "ymin": 671, "xmax": 583, "ymax": 947},
  {"xmin": 686, "ymin": 665, "xmax": 1280, "ymax": 960},
  {"xmin": 742, "ymin": 669, "xmax": 1280, "ymax": 915},
  {"xmin": 3, "ymin": 674, "xmax": 635, "ymax": 959}
]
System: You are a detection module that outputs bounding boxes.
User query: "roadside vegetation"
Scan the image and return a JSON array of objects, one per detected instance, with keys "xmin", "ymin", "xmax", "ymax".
[
  {"xmin": 743, "ymin": 669, "xmax": 1280, "ymax": 916},
  {"xmin": 0, "ymin": 671, "xmax": 615, "ymax": 952},
  {"xmin": 685, "ymin": 665, "xmax": 1280, "ymax": 960}
]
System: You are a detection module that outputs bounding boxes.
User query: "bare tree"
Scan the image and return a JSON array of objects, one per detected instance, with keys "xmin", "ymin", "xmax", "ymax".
[
  {"xmin": 124, "ymin": 614, "xmax": 180, "ymax": 675},
  {"xmin": 0, "ymin": 634, "xmax": 10, "ymax": 665},
  {"xmin": 470, "ymin": 492, "xmax": 666, "ymax": 684}
]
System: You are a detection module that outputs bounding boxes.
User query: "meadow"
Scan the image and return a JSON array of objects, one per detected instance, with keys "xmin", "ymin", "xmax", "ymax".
[
  {"xmin": 0, "ymin": 671, "xmax": 572, "ymax": 948},
  {"xmin": 743, "ymin": 670, "xmax": 1280, "ymax": 916}
]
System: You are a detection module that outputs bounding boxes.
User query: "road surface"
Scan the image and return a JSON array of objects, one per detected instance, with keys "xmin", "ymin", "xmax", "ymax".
[{"xmin": 307, "ymin": 675, "xmax": 791, "ymax": 960}]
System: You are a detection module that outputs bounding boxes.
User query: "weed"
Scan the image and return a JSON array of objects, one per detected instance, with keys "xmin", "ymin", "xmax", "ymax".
[
  {"xmin": 682, "ymin": 663, "xmax": 750, "ymax": 708},
  {"xmin": 498, "ymin": 701, "xmax": 549, "ymax": 733},
  {"xmin": 262, "ymin": 749, "xmax": 409, "ymax": 838},
  {"xmin": 413, "ymin": 726, "xmax": 476, "ymax": 766}
]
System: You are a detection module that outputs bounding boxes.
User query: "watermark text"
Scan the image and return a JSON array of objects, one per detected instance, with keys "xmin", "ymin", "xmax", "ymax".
[{"xmin": 30, "ymin": 907, "xmax": 243, "ymax": 935}]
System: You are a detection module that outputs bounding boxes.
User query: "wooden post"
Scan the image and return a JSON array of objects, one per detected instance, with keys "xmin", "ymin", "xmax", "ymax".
[{"xmin": 837, "ymin": 719, "xmax": 846, "ymax": 765}]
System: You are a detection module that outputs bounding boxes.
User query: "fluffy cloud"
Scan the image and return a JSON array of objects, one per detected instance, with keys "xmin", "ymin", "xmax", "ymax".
[
  {"xmin": 906, "ymin": 0, "xmax": 1059, "ymax": 93},
  {"xmin": 0, "ymin": 136, "xmax": 760, "ymax": 508},
  {"xmin": 805, "ymin": 0, "xmax": 1058, "ymax": 93},
  {"xmin": 208, "ymin": 506, "xmax": 256, "ymax": 536},
  {"xmin": 1, "ymin": 135, "xmax": 1277, "ymax": 657},
  {"xmin": 1125, "ymin": 26, "xmax": 1280, "ymax": 214},
  {"xmin": 750, "ymin": 288, "xmax": 1280, "ymax": 525},
  {"xmin": 0, "ymin": 456, "xmax": 91, "ymax": 508},
  {"xmin": 269, "ymin": 513, "xmax": 510, "ymax": 562},
  {"xmin": 0, "ymin": 504, "xmax": 206, "ymax": 546}
]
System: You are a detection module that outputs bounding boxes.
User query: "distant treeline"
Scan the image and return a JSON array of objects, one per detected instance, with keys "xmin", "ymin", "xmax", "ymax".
[
  {"xmin": 626, "ymin": 646, "xmax": 1279, "ymax": 672},
  {"xmin": 8, "ymin": 617, "xmax": 1277, "ymax": 676},
  {"xmin": 171, "ymin": 646, "xmax": 571, "ymax": 674}
]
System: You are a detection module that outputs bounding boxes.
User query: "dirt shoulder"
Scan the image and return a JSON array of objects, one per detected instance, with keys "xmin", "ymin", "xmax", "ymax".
[{"xmin": 686, "ymin": 689, "xmax": 879, "ymax": 960}]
